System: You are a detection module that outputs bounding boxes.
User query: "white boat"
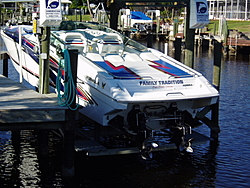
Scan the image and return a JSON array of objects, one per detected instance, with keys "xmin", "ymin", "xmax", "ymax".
[{"xmin": 1, "ymin": 21, "xmax": 219, "ymax": 156}]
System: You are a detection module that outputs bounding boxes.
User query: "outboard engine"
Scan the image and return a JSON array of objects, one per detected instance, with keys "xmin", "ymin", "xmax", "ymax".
[
  {"xmin": 127, "ymin": 103, "xmax": 194, "ymax": 159},
  {"xmin": 127, "ymin": 105, "xmax": 156, "ymax": 159},
  {"xmin": 166, "ymin": 103, "xmax": 194, "ymax": 153}
]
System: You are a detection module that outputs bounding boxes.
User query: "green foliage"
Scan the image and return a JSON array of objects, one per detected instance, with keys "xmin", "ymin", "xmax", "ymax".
[
  {"xmin": 65, "ymin": 14, "xmax": 91, "ymax": 21},
  {"xmin": 208, "ymin": 20, "xmax": 250, "ymax": 33},
  {"xmin": 70, "ymin": 0, "xmax": 87, "ymax": 8}
]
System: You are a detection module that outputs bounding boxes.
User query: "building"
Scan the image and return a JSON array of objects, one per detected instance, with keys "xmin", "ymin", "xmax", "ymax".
[{"xmin": 208, "ymin": 0, "xmax": 250, "ymax": 20}]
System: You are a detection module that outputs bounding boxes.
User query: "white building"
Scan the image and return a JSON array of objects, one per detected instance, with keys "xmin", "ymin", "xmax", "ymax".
[{"xmin": 208, "ymin": 0, "xmax": 250, "ymax": 20}]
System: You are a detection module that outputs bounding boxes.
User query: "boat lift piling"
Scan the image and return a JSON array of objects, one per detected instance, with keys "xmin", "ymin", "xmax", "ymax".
[
  {"xmin": 37, "ymin": 26, "xmax": 51, "ymax": 162},
  {"xmin": 195, "ymin": 41, "xmax": 221, "ymax": 140},
  {"xmin": 62, "ymin": 49, "xmax": 78, "ymax": 178},
  {"xmin": 211, "ymin": 41, "xmax": 222, "ymax": 138},
  {"xmin": 38, "ymin": 26, "xmax": 78, "ymax": 177}
]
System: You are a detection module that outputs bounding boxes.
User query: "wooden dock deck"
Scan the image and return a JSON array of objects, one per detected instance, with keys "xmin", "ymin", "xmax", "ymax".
[
  {"xmin": 227, "ymin": 38, "xmax": 250, "ymax": 46},
  {"xmin": 0, "ymin": 74, "xmax": 67, "ymax": 130}
]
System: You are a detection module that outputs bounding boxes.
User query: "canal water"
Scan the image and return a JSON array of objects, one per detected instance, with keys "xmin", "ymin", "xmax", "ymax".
[{"xmin": 0, "ymin": 40, "xmax": 250, "ymax": 187}]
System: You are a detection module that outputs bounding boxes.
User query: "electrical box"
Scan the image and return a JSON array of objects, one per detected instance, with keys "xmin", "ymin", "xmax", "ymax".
[
  {"xmin": 190, "ymin": 0, "xmax": 209, "ymax": 29},
  {"xmin": 40, "ymin": 0, "xmax": 62, "ymax": 27}
]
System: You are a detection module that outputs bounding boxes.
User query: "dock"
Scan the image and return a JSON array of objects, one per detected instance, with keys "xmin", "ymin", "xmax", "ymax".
[
  {"xmin": 0, "ymin": 74, "xmax": 66, "ymax": 130},
  {"xmin": 0, "ymin": 72, "xmax": 78, "ymax": 176}
]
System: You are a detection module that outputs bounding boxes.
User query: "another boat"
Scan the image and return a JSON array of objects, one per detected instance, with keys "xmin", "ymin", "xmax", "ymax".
[
  {"xmin": 120, "ymin": 9, "xmax": 153, "ymax": 32},
  {"xmin": 1, "ymin": 21, "xmax": 219, "ymax": 156}
]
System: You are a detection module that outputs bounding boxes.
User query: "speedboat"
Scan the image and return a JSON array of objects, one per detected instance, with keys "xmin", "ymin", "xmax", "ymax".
[{"xmin": 1, "ymin": 21, "xmax": 219, "ymax": 156}]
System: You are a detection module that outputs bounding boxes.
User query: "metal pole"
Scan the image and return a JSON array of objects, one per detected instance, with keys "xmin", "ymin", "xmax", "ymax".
[
  {"xmin": 18, "ymin": 26, "xmax": 23, "ymax": 83},
  {"xmin": 245, "ymin": 0, "xmax": 248, "ymax": 20},
  {"xmin": 231, "ymin": 0, "xmax": 233, "ymax": 19},
  {"xmin": 236, "ymin": 0, "xmax": 239, "ymax": 19},
  {"xmin": 217, "ymin": 0, "xmax": 219, "ymax": 18},
  {"xmin": 156, "ymin": 16, "xmax": 160, "ymax": 41},
  {"xmin": 225, "ymin": 0, "xmax": 227, "ymax": 18},
  {"xmin": 164, "ymin": 43, "xmax": 168, "ymax": 56}
]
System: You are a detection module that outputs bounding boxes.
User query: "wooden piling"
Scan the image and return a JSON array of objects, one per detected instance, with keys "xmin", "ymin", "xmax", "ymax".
[
  {"xmin": 184, "ymin": 7, "xmax": 195, "ymax": 68},
  {"xmin": 196, "ymin": 41, "xmax": 221, "ymax": 140},
  {"xmin": 213, "ymin": 41, "xmax": 222, "ymax": 90},
  {"xmin": 62, "ymin": 49, "xmax": 78, "ymax": 177},
  {"xmin": 174, "ymin": 38, "xmax": 182, "ymax": 61},
  {"xmin": 39, "ymin": 26, "xmax": 51, "ymax": 94},
  {"xmin": 147, "ymin": 33, "xmax": 153, "ymax": 48},
  {"xmin": 1, "ymin": 53, "xmax": 9, "ymax": 77},
  {"xmin": 211, "ymin": 41, "xmax": 222, "ymax": 139}
]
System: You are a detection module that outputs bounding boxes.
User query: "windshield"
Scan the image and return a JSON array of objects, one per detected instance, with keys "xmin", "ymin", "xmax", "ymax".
[{"xmin": 51, "ymin": 21, "xmax": 149, "ymax": 53}]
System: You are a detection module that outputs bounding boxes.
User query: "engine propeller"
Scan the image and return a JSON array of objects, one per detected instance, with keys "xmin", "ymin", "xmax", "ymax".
[
  {"xmin": 140, "ymin": 140, "xmax": 159, "ymax": 160},
  {"xmin": 179, "ymin": 138, "xmax": 194, "ymax": 153}
]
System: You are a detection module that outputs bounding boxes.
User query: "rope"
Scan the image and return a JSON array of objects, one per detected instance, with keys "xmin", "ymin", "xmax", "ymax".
[{"xmin": 56, "ymin": 49, "xmax": 79, "ymax": 110}]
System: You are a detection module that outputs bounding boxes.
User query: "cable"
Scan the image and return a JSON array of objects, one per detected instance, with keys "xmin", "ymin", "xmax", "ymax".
[{"xmin": 56, "ymin": 49, "xmax": 79, "ymax": 110}]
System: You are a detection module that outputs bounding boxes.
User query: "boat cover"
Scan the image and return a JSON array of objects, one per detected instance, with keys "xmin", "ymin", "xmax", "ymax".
[{"xmin": 131, "ymin": 11, "xmax": 152, "ymax": 21}]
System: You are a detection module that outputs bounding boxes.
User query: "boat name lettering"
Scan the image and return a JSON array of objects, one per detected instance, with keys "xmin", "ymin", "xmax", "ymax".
[{"xmin": 139, "ymin": 80, "xmax": 184, "ymax": 86}]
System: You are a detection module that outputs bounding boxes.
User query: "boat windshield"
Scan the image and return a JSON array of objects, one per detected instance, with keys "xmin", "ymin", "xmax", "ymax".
[{"xmin": 51, "ymin": 21, "xmax": 149, "ymax": 53}]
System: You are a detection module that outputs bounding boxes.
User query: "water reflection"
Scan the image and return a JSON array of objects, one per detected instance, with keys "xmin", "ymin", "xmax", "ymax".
[
  {"xmin": 69, "ymin": 141, "xmax": 219, "ymax": 188},
  {"xmin": 0, "ymin": 131, "xmax": 40, "ymax": 187}
]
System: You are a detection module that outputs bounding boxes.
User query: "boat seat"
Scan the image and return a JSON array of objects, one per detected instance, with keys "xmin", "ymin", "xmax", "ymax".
[
  {"xmin": 86, "ymin": 53, "xmax": 103, "ymax": 61},
  {"xmin": 140, "ymin": 52, "xmax": 158, "ymax": 61},
  {"xmin": 97, "ymin": 34, "xmax": 123, "ymax": 56},
  {"xmin": 123, "ymin": 53, "xmax": 142, "ymax": 61},
  {"xmin": 64, "ymin": 33, "xmax": 87, "ymax": 53},
  {"xmin": 104, "ymin": 54, "xmax": 124, "ymax": 63}
]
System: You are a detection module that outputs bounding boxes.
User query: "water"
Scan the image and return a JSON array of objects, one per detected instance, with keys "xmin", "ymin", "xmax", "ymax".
[{"xmin": 1, "ymin": 41, "xmax": 250, "ymax": 187}]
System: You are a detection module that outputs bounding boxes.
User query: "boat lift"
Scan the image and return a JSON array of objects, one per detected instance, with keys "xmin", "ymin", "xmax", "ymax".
[{"xmin": 92, "ymin": 2, "xmax": 109, "ymax": 24}]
